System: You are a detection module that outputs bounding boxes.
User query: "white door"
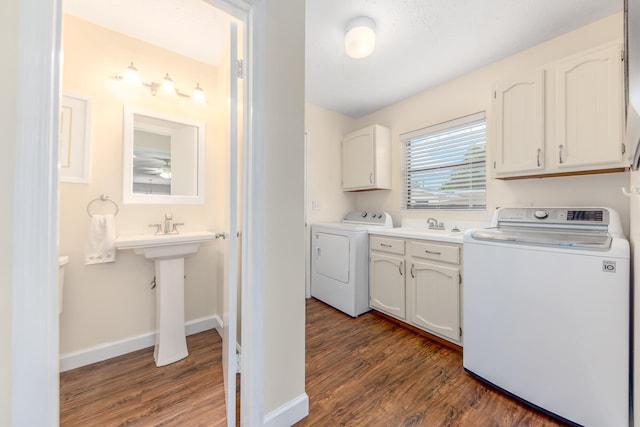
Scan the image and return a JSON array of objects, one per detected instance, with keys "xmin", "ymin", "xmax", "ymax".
[
  {"xmin": 223, "ymin": 21, "xmax": 240, "ymax": 427},
  {"xmin": 555, "ymin": 43, "xmax": 623, "ymax": 169},
  {"xmin": 492, "ymin": 70, "xmax": 545, "ymax": 175},
  {"xmin": 313, "ymin": 231, "xmax": 350, "ymax": 283}
]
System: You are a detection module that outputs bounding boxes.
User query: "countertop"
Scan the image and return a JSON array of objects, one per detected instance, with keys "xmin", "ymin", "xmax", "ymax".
[{"xmin": 369, "ymin": 227, "xmax": 465, "ymax": 243}]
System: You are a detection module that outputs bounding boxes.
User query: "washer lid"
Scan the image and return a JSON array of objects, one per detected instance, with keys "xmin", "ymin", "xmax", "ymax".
[{"xmin": 470, "ymin": 227, "xmax": 612, "ymax": 250}]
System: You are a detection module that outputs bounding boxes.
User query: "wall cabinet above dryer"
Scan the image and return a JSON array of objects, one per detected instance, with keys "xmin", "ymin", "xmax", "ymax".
[
  {"xmin": 492, "ymin": 42, "xmax": 626, "ymax": 179},
  {"xmin": 342, "ymin": 124, "xmax": 391, "ymax": 191}
]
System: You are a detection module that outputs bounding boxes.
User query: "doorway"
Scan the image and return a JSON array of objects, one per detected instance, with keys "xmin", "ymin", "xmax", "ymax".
[{"xmin": 10, "ymin": 0, "xmax": 261, "ymax": 425}]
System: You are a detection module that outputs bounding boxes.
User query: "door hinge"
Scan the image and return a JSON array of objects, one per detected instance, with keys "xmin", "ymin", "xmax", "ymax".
[
  {"xmin": 237, "ymin": 59, "xmax": 244, "ymax": 79},
  {"xmin": 235, "ymin": 351, "xmax": 242, "ymax": 374}
]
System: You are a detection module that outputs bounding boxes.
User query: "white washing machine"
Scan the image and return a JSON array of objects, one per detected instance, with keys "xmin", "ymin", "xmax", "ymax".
[
  {"xmin": 311, "ymin": 211, "xmax": 393, "ymax": 317},
  {"xmin": 463, "ymin": 207, "xmax": 630, "ymax": 426}
]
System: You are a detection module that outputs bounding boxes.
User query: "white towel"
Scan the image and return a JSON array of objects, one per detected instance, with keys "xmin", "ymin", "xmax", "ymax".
[{"xmin": 85, "ymin": 214, "xmax": 116, "ymax": 265}]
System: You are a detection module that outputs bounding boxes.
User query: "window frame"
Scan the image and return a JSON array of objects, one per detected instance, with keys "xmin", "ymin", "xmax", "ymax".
[{"xmin": 400, "ymin": 111, "xmax": 487, "ymax": 211}]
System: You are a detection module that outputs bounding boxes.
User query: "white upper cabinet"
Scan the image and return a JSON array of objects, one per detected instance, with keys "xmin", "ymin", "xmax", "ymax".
[
  {"xmin": 492, "ymin": 42, "xmax": 625, "ymax": 179},
  {"xmin": 555, "ymin": 43, "xmax": 624, "ymax": 169},
  {"xmin": 493, "ymin": 70, "xmax": 545, "ymax": 175},
  {"xmin": 342, "ymin": 124, "xmax": 391, "ymax": 191}
]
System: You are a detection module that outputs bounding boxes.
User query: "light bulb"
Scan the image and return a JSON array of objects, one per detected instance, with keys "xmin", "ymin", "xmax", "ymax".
[
  {"xmin": 123, "ymin": 62, "xmax": 141, "ymax": 85},
  {"xmin": 161, "ymin": 73, "xmax": 176, "ymax": 95},
  {"xmin": 192, "ymin": 83, "xmax": 206, "ymax": 103}
]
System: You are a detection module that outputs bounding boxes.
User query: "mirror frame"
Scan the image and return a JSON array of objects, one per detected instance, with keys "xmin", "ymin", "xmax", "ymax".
[{"xmin": 122, "ymin": 105, "xmax": 206, "ymax": 204}]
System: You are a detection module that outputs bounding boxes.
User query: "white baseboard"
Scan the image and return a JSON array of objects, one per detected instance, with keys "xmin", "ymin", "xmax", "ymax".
[
  {"xmin": 263, "ymin": 393, "xmax": 309, "ymax": 427},
  {"xmin": 59, "ymin": 315, "xmax": 221, "ymax": 372}
]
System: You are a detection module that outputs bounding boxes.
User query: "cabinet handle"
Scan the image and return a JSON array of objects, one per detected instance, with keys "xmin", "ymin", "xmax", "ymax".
[
  {"xmin": 380, "ymin": 243, "xmax": 392, "ymax": 248},
  {"xmin": 369, "ymin": 172, "xmax": 374, "ymax": 184},
  {"xmin": 425, "ymin": 250, "xmax": 441, "ymax": 255},
  {"xmin": 558, "ymin": 144, "xmax": 564, "ymax": 164},
  {"xmin": 399, "ymin": 261, "xmax": 403, "ymax": 276},
  {"xmin": 536, "ymin": 148, "xmax": 541, "ymax": 167},
  {"xmin": 410, "ymin": 263, "xmax": 415, "ymax": 278}
]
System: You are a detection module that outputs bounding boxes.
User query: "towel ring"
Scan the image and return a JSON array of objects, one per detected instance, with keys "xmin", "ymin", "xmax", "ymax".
[{"xmin": 87, "ymin": 195, "xmax": 119, "ymax": 217}]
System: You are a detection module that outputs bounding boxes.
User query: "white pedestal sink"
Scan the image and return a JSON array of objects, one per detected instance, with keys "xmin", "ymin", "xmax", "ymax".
[{"xmin": 115, "ymin": 231, "xmax": 216, "ymax": 366}]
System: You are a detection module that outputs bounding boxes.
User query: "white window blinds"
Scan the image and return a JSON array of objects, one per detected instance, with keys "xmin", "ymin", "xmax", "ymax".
[{"xmin": 401, "ymin": 112, "xmax": 486, "ymax": 210}]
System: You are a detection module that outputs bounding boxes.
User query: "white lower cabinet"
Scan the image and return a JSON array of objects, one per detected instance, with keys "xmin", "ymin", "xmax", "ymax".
[
  {"xmin": 407, "ymin": 259, "xmax": 460, "ymax": 342},
  {"xmin": 369, "ymin": 235, "xmax": 462, "ymax": 345},
  {"xmin": 369, "ymin": 236, "xmax": 406, "ymax": 319},
  {"xmin": 370, "ymin": 252, "xmax": 405, "ymax": 319}
]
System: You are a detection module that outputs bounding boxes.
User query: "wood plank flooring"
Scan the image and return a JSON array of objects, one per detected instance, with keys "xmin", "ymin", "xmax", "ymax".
[
  {"xmin": 296, "ymin": 298, "xmax": 566, "ymax": 426},
  {"xmin": 61, "ymin": 298, "xmax": 566, "ymax": 426},
  {"xmin": 59, "ymin": 330, "xmax": 231, "ymax": 426}
]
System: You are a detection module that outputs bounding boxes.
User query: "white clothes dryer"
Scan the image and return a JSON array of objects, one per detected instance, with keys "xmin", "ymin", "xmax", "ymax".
[{"xmin": 311, "ymin": 211, "xmax": 393, "ymax": 317}]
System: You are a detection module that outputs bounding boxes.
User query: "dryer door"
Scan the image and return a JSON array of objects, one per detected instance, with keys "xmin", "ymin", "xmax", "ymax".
[{"xmin": 313, "ymin": 231, "xmax": 350, "ymax": 283}]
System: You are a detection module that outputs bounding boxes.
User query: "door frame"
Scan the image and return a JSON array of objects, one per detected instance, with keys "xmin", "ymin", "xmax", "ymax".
[{"xmin": 11, "ymin": 0, "xmax": 265, "ymax": 425}]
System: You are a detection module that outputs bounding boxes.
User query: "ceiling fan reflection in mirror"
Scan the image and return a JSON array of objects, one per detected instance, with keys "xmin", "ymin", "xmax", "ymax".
[{"xmin": 139, "ymin": 157, "xmax": 172, "ymax": 179}]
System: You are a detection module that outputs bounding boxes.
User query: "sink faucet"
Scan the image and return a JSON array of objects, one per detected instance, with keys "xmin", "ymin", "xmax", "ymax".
[
  {"xmin": 427, "ymin": 217, "xmax": 445, "ymax": 230},
  {"xmin": 149, "ymin": 213, "xmax": 184, "ymax": 235}
]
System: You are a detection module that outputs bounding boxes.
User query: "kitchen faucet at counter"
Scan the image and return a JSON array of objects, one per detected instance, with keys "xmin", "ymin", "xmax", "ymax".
[{"xmin": 427, "ymin": 217, "xmax": 445, "ymax": 230}]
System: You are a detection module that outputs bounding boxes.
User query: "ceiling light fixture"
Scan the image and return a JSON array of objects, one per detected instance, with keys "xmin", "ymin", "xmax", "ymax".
[
  {"xmin": 345, "ymin": 16, "xmax": 376, "ymax": 59},
  {"xmin": 114, "ymin": 62, "xmax": 207, "ymax": 104}
]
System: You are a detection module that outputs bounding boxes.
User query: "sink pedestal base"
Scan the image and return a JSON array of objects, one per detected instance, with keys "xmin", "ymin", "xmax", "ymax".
[{"xmin": 153, "ymin": 257, "xmax": 188, "ymax": 366}]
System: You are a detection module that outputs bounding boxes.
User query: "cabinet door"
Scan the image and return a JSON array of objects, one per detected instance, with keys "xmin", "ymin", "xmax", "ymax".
[
  {"xmin": 408, "ymin": 260, "xmax": 460, "ymax": 341},
  {"xmin": 342, "ymin": 127, "xmax": 375, "ymax": 190},
  {"xmin": 555, "ymin": 43, "xmax": 623, "ymax": 169},
  {"xmin": 369, "ymin": 252, "xmax": 405, "ymax": 319},
  {"xmin": 492, "ymin": 70, "xmax": 545, "ymax": 175}
]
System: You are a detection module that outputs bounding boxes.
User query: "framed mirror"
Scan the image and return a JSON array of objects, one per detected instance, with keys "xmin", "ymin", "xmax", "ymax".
[{"xmin": 123, "ymin": 105, "xmax": 205, "ymax": 204}]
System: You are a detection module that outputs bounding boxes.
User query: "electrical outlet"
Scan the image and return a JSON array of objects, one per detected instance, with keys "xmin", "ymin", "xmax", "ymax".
[{"xmin": 312, "ymin": 200, "xmax": 321, "ymax": 211}]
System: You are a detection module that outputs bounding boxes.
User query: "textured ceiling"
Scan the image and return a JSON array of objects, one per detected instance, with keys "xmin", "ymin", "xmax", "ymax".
[
  {"xmin": 306, "ymin": 0, "xmax": 622, "ymax": 117},
  {"xmin": 64, "ymin": 0, "xmax": 623, "ymax": 118}
]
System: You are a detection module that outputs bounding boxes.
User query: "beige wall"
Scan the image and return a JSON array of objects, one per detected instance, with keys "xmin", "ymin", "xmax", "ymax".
[
  {"xmin": 263, "ymin": 0, "xmax": 307, "ymax": 414},
  {"xmin": 305, "ymin": 103, "xmax": 357, "ymax": 223},
  {"xmin": 59, "ymin": 15, "xmax": 227, "ymax": 355},
  {"xmin": 307, "ymin": 12, "xmax": 630, "ymax": 234},
  {"xmin": 0, "ymin": 0, "xmax": 18, "ymax": 422}
]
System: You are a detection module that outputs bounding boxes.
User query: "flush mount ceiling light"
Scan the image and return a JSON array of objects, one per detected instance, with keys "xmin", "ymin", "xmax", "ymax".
[
  {"xmin": 114, "ymin": 62, "xmax": 207, "ymax": 104},
  {"xmin": 345, "ymin": 16, "xmax": 376, "ymax": 59}
]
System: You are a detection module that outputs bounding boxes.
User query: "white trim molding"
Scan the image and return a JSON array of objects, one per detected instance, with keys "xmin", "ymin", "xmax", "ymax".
[
  {"xmin": 12, "ymin": 0, "xmax": 62, "ymax": 425},
  {"xmin": 59, "ymin": 315, "xmax": 220, "ymax": 372},
  {"xmin": 263, "ymin": 393, "xmax": 309, "ymax": 427}
]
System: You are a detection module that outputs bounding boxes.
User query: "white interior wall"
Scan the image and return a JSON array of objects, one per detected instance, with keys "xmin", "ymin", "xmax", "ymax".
[
  {"xmin": 304, "ymin": 103, "xmax": 357, "ymax": 223},
  {"xmin": 630, "ymin": 169, "xmax": 640, "ymax": 426},
  {"xmin": 0, "ymin": 0, "xmax": 18, "ymax": 422},
  {"xmin": 59, "ymin": 15, "xmax": 226, "ymax": 357},
  {"xmin": 262, "ymin": 0, "xmax": 307, "ymax": 417}
]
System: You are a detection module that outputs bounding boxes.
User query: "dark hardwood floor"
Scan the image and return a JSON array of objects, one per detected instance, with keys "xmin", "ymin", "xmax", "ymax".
[
  {"xmin": 60, "ymin": 298, "xmax": 566, "ymax": 426},
  {"xmin": 59, "ymin": 329, "xmax": 230, "ymax": 426},
  {"xmin": 296, "ymin": 298, "xmax": 566, "ymax": 427}
]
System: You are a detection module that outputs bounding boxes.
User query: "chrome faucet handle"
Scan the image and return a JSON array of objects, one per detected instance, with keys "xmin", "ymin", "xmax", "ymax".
[
  {"xmin": 170, "ymin": 223, "xmax": 184, "ymax": 234},
  {"xmin": 149, "ymin": 223, "xmax": 162, "ymax": 235},
  {"xmin": 164, "ymin": 213, "xmax": 173, "ymax": 234}
]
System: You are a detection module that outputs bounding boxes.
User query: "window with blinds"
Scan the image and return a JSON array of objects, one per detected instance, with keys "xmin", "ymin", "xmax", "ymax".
[{"xmin": 401, "ymin": 112, "xmax": 486, "ymax": 210}]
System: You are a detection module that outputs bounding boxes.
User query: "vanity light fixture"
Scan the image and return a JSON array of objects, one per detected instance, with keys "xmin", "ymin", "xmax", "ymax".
[
  {"xmin": 114, "ymin": 62, "xmax": 207, "ymax": 104},
  {"xmin": 123, "ymin": 62, "xmax": 142, "ymax": 85},
  {"xmin": 192, "ymin": 83, "xmax": 206, "ymax": 103},
  {"xmin": 345, "ymin": 16, "xmax": 376, "ymax": 59}
]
